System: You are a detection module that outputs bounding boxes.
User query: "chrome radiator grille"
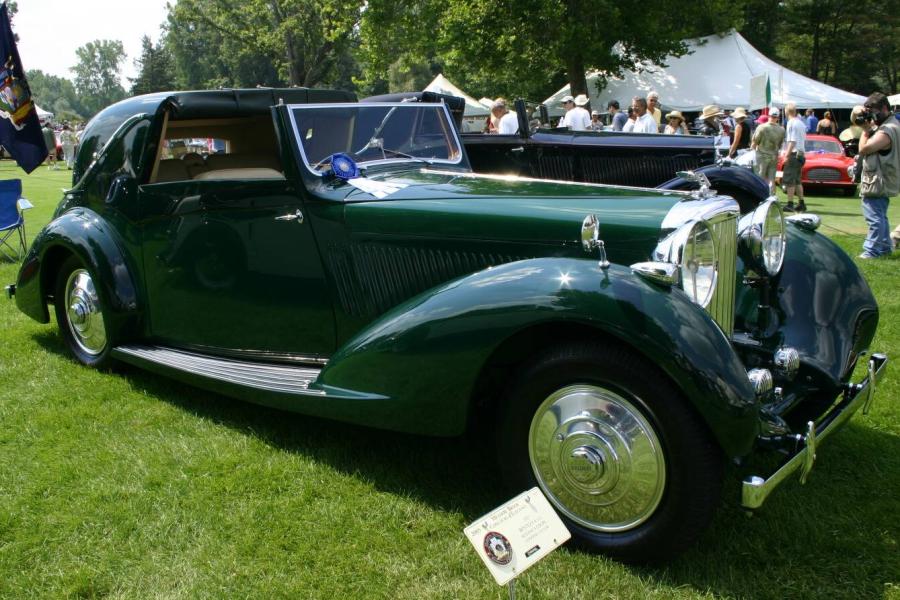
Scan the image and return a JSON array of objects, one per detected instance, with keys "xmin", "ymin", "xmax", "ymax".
[
  {"xmin": 707, "ymin": 212, "xmax": 738, "ymax": 337},
  {"xmin": 806, "ymin": 167, "xmax": 842, "ymax": 181}
]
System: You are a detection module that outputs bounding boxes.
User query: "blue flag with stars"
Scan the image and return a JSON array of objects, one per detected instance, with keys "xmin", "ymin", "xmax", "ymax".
[{"xmin": 0, "ymin": 3, "xmax": 47, "ymax": 173}]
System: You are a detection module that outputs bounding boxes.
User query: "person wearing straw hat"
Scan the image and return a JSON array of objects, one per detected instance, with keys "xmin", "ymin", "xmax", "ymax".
[
  {"xmin": 559, "ymin": 93, "xmax": 591, "ymax": 131},
  {"xmin": 663, "ymin": 110, "xmax": 688, "ymax": 135},
  {"xmin": 697, "ymin": 105, "xmax": 723, "ymax": 137},
  {"xmin": 727, "ymin": 107, "xmax": 751, "ymax": 158}
]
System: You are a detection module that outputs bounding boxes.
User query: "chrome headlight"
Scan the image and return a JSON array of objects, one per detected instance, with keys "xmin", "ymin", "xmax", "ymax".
[
  {"xmin": 653, "ymin": 220, "xmax": 718, "ymax": 307},
  {"xmin": 738, "ymin": 199, "xmax": 785, "ymax": 278}
]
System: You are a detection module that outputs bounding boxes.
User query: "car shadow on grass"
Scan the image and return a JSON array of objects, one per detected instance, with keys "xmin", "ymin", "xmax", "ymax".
[{"xmin": 32, "ymin": 331, "xmax": 900, "ymax": 599}]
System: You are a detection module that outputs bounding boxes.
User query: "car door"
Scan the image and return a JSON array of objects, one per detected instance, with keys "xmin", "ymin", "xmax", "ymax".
[{"xmin": 137, "ymin": 176, "xmax": 336, "ymax": 359}]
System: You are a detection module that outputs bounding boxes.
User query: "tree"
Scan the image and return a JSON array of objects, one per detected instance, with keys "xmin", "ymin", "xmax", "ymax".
[
  {"xmin": 130, "ymin": 36, "xmax": 176, "ymax": 96},
  {"xmin": 70, "ymin": 40, "xmax": 127, "ymax": 117},
  {"xmin": 164, "ymin": 0, "xmax": 363, "ymax": 90},
  {"xmin": 25, "ymin": 69, "xmax": 86, "ymax": 121},
  {"xmin": 358, "ymin": 0, "xmax": 741, "ymax": 105}
]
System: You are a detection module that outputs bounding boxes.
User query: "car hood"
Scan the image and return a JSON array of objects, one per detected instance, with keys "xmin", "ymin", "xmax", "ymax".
[
  {"xmin": 321, "ymin": 168, "xmax": 686, "ymax": 265},
  {"xmin": 804, "ymin": 152, "xmax": 853, "ymax": 166}
]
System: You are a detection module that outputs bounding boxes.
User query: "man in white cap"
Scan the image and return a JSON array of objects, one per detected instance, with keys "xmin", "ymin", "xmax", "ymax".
[
  {"xmin": 751, "ymin": 107, "xmax": 785, "ymax": 189},
  {"xmin": 559, "ymin": 93, "xmax": 591, "ymax": 131}
]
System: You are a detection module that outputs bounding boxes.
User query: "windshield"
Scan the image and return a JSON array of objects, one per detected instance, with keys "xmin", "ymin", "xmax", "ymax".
[
  {"xmin": 806, "ymin": 138, "xmax": 844, "ymax": 154},
  {"xmin": 289, "ymin": 103, "xmax": 463, "ymax": 174}
]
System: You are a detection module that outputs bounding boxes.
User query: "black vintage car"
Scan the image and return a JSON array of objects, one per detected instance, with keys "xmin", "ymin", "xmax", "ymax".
[{"xmin": 364, "ymin": 93, "xmax": 769, "ymax": 213}]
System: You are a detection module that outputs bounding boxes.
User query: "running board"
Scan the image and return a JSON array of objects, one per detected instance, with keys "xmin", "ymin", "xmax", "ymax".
[{"xmin": 113, "ymin": 344, "xmax": 324, "ymax": 395}]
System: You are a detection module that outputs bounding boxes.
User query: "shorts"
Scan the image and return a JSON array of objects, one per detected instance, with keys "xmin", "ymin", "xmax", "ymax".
[
  {"xmin": 755, "ymin": 154, "xmax": 777, "ymax": 181},
  {"xmin": 783, "ymin": 153, "xmax": 804, "ymax": 186}
]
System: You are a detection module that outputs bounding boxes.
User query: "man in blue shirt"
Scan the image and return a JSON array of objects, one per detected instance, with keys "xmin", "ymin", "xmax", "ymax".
[
  {"xmin": 608, "ymin": 100, "xmax": 628, "ymax": 131},
  {"xmin": 805, "ymin": 108, "xmax": 818, "ymax": 133}
]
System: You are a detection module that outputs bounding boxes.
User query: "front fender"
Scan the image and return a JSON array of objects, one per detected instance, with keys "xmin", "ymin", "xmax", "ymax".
[
  {"xmin": 15, "ymin": 208, "xmax": 141, "ymax": 338},
  {"xmin": 735, "ymin": 225, "xmax": 879, "ymax": 393},
  {"xmin": 658, "ymin": 164, "xmax": 770, "ymax": 213},
  {"xmin": 319, "ymin": 258, "xmax": 759, "ymax": 456}
]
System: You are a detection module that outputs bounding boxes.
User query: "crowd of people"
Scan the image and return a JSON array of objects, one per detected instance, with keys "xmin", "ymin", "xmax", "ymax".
[
  {"xmin": 38, "ymin": 120, "xmax": 84, "ymax": 170},
  {"xmin": 483, "ymin": 90, "xmax": 899, "ymax": 260}
]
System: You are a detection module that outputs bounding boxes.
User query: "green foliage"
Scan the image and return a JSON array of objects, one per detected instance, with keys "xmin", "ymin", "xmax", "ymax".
[
  {"xmin": 164, "ymin": 0, "xmax": 362, "ymax": 91},
  {"xmin": 25, "ymin": 69, "xmax": 85, "ymax": 122},
  {"xmin": 741, "ymin": 0, "xmax": 898, "ymax": 96},
  {"xmin": 357, "ymin": 0, "xmax": 742, "ymax": 104},
  {"xmin": 130, "ymin": 35, "xmax": 176, "ymax": 96},
  {"xmin": 70, "ymin": 40, "xmax": 127, "ymax": 117}
]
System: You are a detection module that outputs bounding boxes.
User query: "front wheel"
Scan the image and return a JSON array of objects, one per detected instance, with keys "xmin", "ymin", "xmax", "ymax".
[
  {"xmin": 497, "ymin": 342, "xmax": 723, "ymax": 562},
  {"xmin": 54, "ymin": 256, "xmax": 113, "ymax": 367}
]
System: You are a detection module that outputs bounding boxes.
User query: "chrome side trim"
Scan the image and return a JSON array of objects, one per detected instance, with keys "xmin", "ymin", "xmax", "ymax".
[
  {"xmin": 419, "ymin": 168, "xmax": 691, "ymax": 196},
  {"xmin": 742, "ymin": 353, "xmax": 888, "ymax": 509},
  {"xmin": 113, "ymin": 345, "xmax": 324, "ymax": 395}
]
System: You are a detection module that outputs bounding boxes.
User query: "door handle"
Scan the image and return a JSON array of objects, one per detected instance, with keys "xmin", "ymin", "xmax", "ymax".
[
  {"xmin": 511, "ymin": 146, "xmax": 525, "ymax": 153},
  {"xmin": 275, "ymin": 209, "xmax": 304, "ymax": 223}
]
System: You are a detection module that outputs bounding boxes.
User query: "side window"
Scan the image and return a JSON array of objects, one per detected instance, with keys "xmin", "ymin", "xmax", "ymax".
[{"xmin": 152, "ymin": 117, "xmax": 284, "ymax": 183}]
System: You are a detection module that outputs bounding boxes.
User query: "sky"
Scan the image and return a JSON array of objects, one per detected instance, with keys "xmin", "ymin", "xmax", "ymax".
[{"xmin": 14, "ymin": 0, "xmax": 171, "ymax": 86}]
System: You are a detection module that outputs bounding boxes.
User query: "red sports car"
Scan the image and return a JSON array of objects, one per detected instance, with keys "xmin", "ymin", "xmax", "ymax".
[{"xmin": 777, "ymin": 134, "xmax": 856, "ymax": 196}]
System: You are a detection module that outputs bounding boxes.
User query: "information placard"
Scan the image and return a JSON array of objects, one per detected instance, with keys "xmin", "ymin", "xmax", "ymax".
[{"xmin": 464, "ymin": 487, "xmax": 571, "ymax": 586}]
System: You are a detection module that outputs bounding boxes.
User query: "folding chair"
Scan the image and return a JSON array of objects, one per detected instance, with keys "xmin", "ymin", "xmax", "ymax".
[{"xmin": 0, "ymin": 179, "xmax": 31, "ymax": 262}]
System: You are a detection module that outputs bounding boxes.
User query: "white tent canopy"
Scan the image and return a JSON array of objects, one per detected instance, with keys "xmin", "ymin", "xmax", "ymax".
[
  {"xmin": 889, "ymin": 93, "xmax": 900, "ymax": 107},
  {"xmin": 34, "ymin": 104, "xmax": 53, "ymax": 119},
  {"xmin": 544, "ymin": 30, "xmax": 866, "ymax": 115},
  {"xmin": 424, "ymin": 74, "xmax": 490, "ymax": 117}
]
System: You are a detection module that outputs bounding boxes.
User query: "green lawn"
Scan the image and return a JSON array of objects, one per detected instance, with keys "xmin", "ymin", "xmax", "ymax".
[{"xmin": 0, "ymin": 162, "xmax": 897, "ymax": 599}]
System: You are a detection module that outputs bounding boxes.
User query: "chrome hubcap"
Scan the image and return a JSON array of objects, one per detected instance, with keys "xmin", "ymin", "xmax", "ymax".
[
  {"xmin": 64, "ymin": 269, "xmax": 106, "ymax": 356},
  {"xmin": 529, "ymin": 385, "xmax": 665, "ymax": 532}
]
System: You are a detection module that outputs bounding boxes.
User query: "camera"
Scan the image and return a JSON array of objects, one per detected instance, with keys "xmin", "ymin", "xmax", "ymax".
[{"xmin": 852, "ymin": 112, "xmax": 869, "ymax": 126}]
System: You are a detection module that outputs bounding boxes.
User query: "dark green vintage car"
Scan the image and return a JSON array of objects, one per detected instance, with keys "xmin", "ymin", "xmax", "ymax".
[{"xmin": 7, "ymin": 88, "xmax": 887, "ymax": 562}]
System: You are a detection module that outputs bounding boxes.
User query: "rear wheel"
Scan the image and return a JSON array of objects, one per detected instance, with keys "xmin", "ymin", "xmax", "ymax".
[
  {"xmin": 497, "ymin": 342, "xmax": 723, "ymax": 562},
  {"xmin": 54, "ymin": 256, "xmax": 113, "ymax": 367}
]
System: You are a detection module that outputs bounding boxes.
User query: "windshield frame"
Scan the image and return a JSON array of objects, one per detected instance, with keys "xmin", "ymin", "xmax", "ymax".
[{"xmin": 287, "ymin": 102, "xmax": 465, "ymax": 177}]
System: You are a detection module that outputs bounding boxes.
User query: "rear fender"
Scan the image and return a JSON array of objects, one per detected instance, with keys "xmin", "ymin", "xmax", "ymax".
[
  {"xmin": 319, "ymin": 257, "xmax": 759, "ymax": 456},
  {"xmin": 15, "ymin": 208, "xmax": 140, "ymax": 338}
]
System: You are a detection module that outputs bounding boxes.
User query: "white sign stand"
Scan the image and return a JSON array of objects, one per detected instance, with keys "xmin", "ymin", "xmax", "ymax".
[{"xmin": 464, "ymin": 487, "xmax": 571, "ymax": 591}]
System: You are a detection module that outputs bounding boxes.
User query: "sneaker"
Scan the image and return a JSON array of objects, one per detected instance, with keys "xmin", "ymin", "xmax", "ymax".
[
  {"xmin": 858, "ymin": 253, "xmax": 876, "ymax": 259},
  {"xmin": 783, "ymin": 203, "xmax": 796, "ymax": 212},
  {"xmin": 797, "ymin": 203, "xmax": 807, "ymax": 212}
]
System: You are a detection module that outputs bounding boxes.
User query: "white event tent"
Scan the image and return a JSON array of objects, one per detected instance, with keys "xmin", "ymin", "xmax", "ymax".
[
  {"xmin": 424, "ymin": 74, "xmax": 490, "ymax": 117},
  {"xmin": 544, "ymin": 30, "xmax": 866, "ymax": 115}
]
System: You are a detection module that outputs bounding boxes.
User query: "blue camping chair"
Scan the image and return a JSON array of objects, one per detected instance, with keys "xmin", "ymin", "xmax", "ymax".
[{"xmin": 0, "ymin": 179, "xmax": 32, "ymax": 262}]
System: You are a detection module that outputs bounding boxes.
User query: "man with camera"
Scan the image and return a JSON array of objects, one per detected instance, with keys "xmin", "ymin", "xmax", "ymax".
[{"xmin": 857, "ymin": 92, "xmax": 900, "ymax": 258}]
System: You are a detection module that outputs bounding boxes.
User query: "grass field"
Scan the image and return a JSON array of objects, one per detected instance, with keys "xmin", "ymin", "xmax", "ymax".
[{"xmin": 0, "ymin": 161, "xmax": 897, "ymax": 599}]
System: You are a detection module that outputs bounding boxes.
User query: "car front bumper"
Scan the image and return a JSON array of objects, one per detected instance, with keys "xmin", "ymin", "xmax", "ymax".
[{"xmin": 742, "ymin": 352, "xmax": 888, "ymax": 509}]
